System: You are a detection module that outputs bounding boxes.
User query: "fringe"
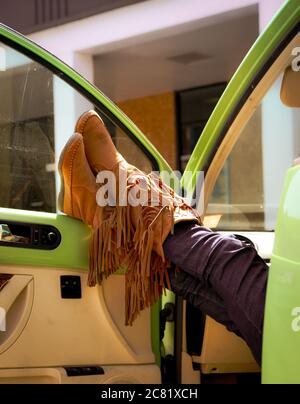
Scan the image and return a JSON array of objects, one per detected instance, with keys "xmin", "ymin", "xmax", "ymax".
[
  {"xmin": 88, "ymin": 205, "xmax": 133, "ymax": 286},
  {"xmin": 88, "ymin": 170, "xmax": 199, "ymax": 325}
]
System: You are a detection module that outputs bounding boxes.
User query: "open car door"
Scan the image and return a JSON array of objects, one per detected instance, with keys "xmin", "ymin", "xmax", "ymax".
[
  {"xmin": 178, "ymin": 0, "xmax": 300, "ymax": 384},
  {"xmin": 0, "ymin": 24, "xmax": 173, "ymax": 384}
]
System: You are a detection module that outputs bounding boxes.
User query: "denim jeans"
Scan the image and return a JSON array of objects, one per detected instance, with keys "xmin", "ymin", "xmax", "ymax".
[{"xmin": 163, "ymin": 222, "xmax": 268, "ymax": 365}]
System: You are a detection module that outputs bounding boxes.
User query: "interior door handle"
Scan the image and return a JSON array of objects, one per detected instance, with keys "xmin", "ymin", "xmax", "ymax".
[
  {"xmin": 0, "ymin": 275, "xmax": 33, "ymax": 313},
  {"xmin": 0, "ymin": 221, "xmax": 61, "ymax": 250}
]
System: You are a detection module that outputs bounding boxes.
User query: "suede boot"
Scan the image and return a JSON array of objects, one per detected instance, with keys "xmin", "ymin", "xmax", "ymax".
[
  {"xmin": 58, "ymin": 133, "xmax": 98, "ymax": 226},
  {"xmin": 65, "ymin": 111, "xmax": 201, "ymax": 325}
]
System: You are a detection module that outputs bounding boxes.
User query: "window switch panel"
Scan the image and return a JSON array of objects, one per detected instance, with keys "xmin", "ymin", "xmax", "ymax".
[{"xmin": 60, "ymin": 275, "xmax": 82, "ymax": 299}]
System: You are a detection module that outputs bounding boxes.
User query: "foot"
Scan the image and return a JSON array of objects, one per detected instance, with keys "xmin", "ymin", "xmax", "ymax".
[{"xmin": 58, "ymin": 132, "xmax": 98, "ymax": 226}]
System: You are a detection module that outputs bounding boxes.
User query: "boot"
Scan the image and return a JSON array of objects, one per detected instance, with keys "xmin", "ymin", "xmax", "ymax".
[
  {"xmin": 59, "ymin": 132, "xmax": 115, "ymax": 286},
  {"xmin": 58, "ymin": 133, "xmax": 98, "ymax": 226},
  {"xmin": 71, "ymin": 111, "xmax": 201, "ymax": 325},
  {"xmin": 75, "ymin": 110, "xmax": 125, "ymax": 172}
]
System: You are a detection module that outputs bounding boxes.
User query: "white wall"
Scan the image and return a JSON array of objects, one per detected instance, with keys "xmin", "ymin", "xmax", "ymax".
[
  {"xmin": 258, "ymin": 0, "xmax": 285, "ymax": 31},
  {"xmin": 29, "ymin": 0, "xmax": 258, "ymax": 62}
]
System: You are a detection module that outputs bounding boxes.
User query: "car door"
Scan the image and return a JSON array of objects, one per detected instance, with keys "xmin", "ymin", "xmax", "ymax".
[
  {"xmin": 0, "ymin": 24, "xmax": 173, "ymax": 384},
  {"xmin": 179, "ymin": 0, "xmax": 300, "ymax": 384}
]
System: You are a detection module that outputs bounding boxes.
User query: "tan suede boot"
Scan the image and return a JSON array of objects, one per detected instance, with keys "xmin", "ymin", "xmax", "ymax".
[
  {"xmin": 59, "ymin": 133, "xmax": 119, "ymax": 286},
  {"xmin": 75, "ymin": 110, "xmax": 125, "ymax": 172},
  {"xmin": 58, "ymin": 133, "xmax": 98, "ymax": 226},
  {"xmin": 73, "ymin": 110, "xmax": 201, "ymax": 325}
]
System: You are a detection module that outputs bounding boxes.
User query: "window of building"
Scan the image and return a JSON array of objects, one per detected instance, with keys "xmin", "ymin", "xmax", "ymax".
[{"xmin": 177, "ymin": 83, "xmax": 227, "ymax": 170}]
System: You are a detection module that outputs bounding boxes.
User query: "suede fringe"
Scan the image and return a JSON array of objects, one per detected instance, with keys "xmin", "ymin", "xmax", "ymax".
[{"xmin": 88, "ymin": 172, "xmax": 197, "ymax": 325}]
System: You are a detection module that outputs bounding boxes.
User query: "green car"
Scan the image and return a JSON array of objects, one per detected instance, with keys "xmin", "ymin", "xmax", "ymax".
[{"xmin": 0, "ymin": 0, "xmax": 300, "ymax": 384}]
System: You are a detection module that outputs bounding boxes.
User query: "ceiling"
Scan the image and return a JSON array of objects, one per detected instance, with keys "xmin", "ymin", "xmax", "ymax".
[{"xmin": 94, "ymin": 6, "xmax": 258, "ymax": 102}]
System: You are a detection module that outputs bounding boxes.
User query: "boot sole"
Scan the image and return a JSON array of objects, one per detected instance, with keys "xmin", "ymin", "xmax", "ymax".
[{"xmin": 57, "ymin": 133, "xmax": 82, "ymax": 213}]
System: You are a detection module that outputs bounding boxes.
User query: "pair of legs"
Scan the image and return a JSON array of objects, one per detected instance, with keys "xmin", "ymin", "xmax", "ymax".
[{"xmin": 163, "ymin": 222, "xmax": 268, "ymax": 365}]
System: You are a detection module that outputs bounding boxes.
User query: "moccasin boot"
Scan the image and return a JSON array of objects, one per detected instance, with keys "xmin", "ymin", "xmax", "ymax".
[
  {"xmin": 59, "ymin": 133, "xmax": 111, "ymax": 287},
  {"xmin": 58, "ymin": 133, "xmax": 98, "ymax": 226},
  {"xmin": 74, "ymin": 111, "xmax": 201, "ymax": 325},
  {"xmin": 75, "ymin": 110, "xmax": 125, "ymax": 172}
]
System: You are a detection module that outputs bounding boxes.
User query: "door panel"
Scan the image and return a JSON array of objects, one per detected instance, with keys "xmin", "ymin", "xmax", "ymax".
[{"xmin": 0, "ymin": 265, "xmax": 155, "ymax": 368}]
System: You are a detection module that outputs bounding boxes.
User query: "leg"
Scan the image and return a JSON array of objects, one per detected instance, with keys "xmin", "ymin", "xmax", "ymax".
[
  {"xmin": 164, "ymin": 222, "xmax": 268, "ymax": 365},
  {"xmin": 168, "ymin": 267, "xmax": 242, "ymax": 337}
]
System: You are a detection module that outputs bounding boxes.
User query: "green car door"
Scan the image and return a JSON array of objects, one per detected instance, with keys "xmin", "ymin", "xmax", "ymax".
[
  {"xmin": 0, "ymin": 23, "xmax": 173, "ymax": 384},
  {"xmin": 181, "ymin": 0, "xmax": 300, "ymax": 384}
]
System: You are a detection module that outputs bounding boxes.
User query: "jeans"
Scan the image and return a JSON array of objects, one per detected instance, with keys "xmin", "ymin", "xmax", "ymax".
[{"xmin": 163, "ymin": 222, "xmax": 268, "ymax": 365}]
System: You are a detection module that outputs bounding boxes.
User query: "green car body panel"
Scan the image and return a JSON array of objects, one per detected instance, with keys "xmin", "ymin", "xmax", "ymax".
[
  {"xmin": 0, "ymin": 208, "xmax": 90, "ymax": 269},
  {"xmin": 1, "ymin": 0, "xmax": 300, "ymax": 382},
  {"xmin": 262, "ymin": 165, "xmax": 300, "ymax": 384}
]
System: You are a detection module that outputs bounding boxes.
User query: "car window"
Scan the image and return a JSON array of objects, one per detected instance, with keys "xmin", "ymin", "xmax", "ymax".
[
  {"xmin": 0, "ymin": 42, "xmax": 153, "ymax": 213},
  {"xmin": 204, "ymin": 34, "xmax": 300, "ymax": 231}
]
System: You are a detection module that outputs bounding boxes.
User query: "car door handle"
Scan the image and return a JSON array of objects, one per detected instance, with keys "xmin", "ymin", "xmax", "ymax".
[
  {"xmin": 0, "ymin": 221, "xmax": 61, "ymax": 250},
  {"xmin": 0, "ymin": 275, "xmax": 33, "ymax": 313}
]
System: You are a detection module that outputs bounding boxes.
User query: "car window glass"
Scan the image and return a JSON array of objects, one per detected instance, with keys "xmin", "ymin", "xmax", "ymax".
[
  {"xmin": 0, "ymin": 42, "xmax": 153, "ymax": 213},
  {"xmin": 205, "ymin": 50, "xmax": 300, "ymax": 231}
]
